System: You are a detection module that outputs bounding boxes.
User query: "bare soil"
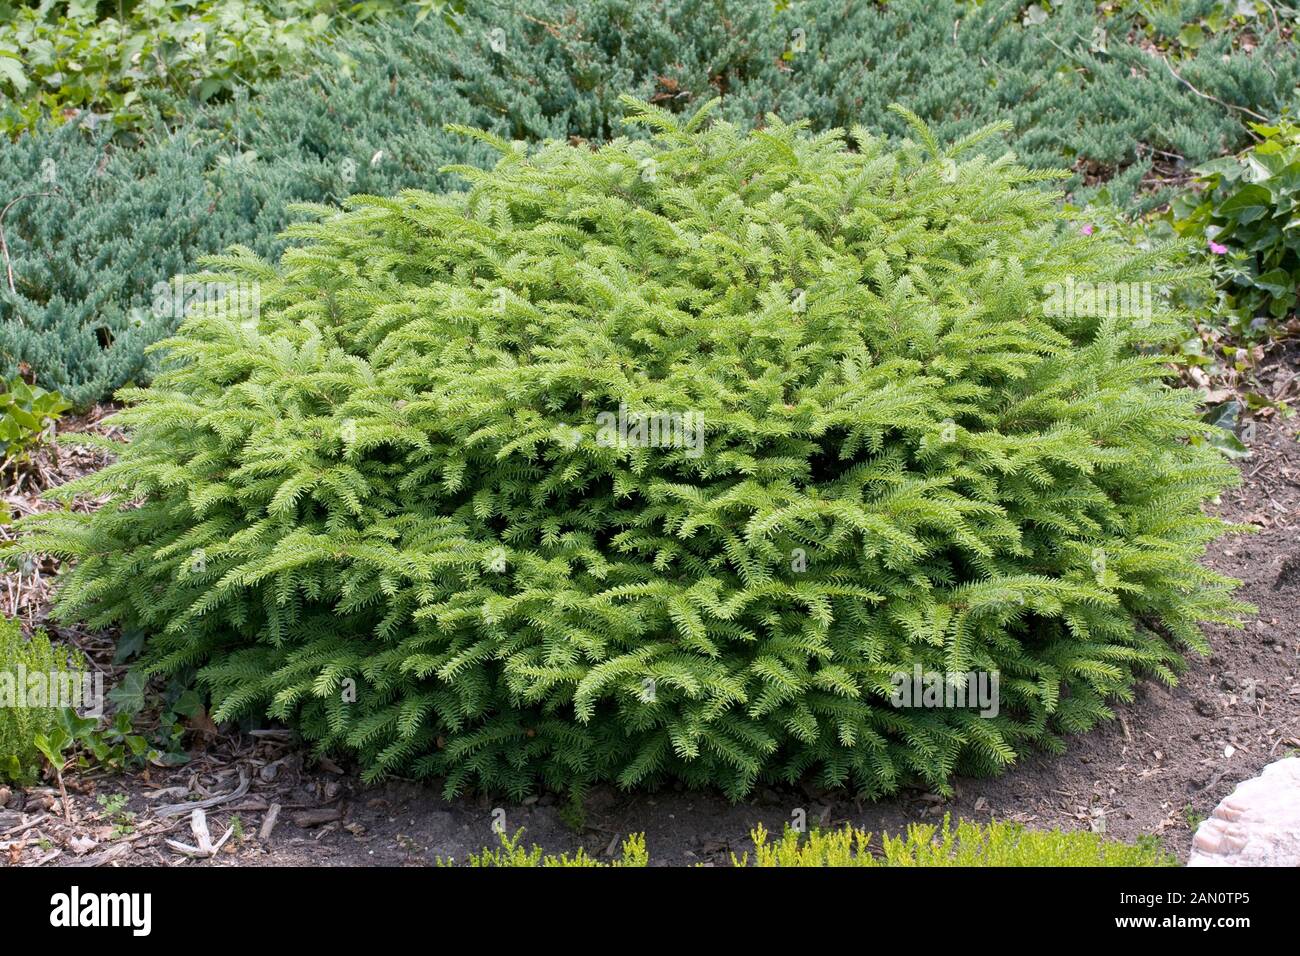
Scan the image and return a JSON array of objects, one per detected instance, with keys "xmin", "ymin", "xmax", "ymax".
[{"xmin": 2, "ymin": 369, "xmax": 1297, "ymax": 868}]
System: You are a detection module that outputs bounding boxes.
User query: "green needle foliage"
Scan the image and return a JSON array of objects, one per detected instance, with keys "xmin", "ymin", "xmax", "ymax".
[{"xmin": 16, "ymin": 100, "xmax": 1247, "ymax": 800}]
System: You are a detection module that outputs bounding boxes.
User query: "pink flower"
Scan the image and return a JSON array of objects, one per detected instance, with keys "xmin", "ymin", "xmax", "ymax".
[
  {"xmin": 1209, "ymin": 241, "xmax": 1228, "ymax": 255},
  {"xmin": 1079, "ymin": 223, "xmax": 1094, "ymax": 236}
]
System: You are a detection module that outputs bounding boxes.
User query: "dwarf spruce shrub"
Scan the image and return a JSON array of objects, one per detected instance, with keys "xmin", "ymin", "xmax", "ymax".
[{"xmin": 19, "ymin": 100, "xmax": 1246, "ymax": 800}]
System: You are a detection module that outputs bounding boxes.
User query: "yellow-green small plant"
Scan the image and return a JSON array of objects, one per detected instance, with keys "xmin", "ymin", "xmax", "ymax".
[
  {"xmin": 0, "ymin": 619, "xmax": 82, "ymax": 785},
  {"xmin": 437, "ymin": 829, "xmax": 649, "ymax": 868},
  {"xmin": 735, "ymin": 814, "xmax": 1176, "ymax": 867},
  {"xmin": 437, "ymin": 816, "xmax": 1173, "ymax": 867}
]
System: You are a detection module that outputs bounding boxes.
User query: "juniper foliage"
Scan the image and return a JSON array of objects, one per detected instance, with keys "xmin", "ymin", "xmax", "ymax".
[
  {"xmin": 18, "ymin": 102, "xmax": 1246, "ymax": 799},
  {"xmin": 0, "ymin": 119, "xmax": 224, "ymax": 406},
  {"xmin": 690, "ymin": 0, "xmax": 1300, "ymax": 209},
  {"xmin": 0, "ymin": 4, "xmax": 664, "ymax": 404},
  {"xmin": 6, "ymin": 1, "xmax": 1297, "ymax": 405}
]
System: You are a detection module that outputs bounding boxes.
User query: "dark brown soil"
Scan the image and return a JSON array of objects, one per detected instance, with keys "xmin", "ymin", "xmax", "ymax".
[{"xmin": 3, "ymin": 386, "xmax": 1297, "ymax": 868}]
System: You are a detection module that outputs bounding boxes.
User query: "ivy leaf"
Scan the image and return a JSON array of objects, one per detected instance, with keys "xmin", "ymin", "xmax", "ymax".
[
  {"xmin": 1216, "ymin": 184, "xmax": 1273, "ymax": 224},
  {"xmin": 1201, "ymin": 400, "xmax": 1251, "ymax": 459},
  {"xmin": 107, "ymin": 667, "xmax": 149, "ymax": 716},
  {"xmin": 113, "ymin": 628, "xmax": 146, "ymax": 665}
]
